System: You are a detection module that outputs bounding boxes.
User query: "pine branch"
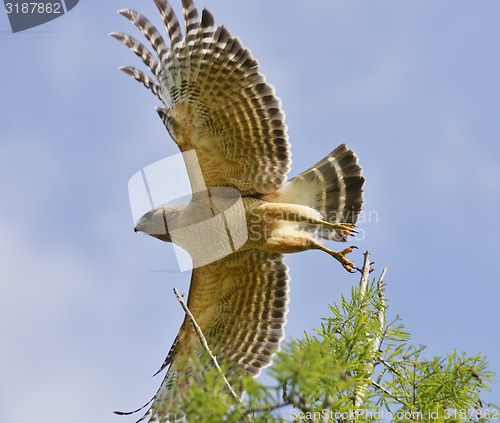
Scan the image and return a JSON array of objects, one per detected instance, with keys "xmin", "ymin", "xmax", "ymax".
[{"xmin": 373, "ymin": 267, "xmax": 387, "ymax": 354}]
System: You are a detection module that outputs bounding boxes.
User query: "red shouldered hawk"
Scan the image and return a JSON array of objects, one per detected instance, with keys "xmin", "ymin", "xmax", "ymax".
[{"xmin": 111, "ymin": 0, "xmax": 364, "ymax": 421}]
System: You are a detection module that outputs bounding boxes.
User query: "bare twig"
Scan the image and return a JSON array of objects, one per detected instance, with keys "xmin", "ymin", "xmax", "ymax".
[
  {"xmin": 354, "ymin": 253, "xmax": 389, "ymax": 411},
  {"xmin": 378, "ymin": 357, "xmax": 403, "ymax": 378},
  {"xmin": 353, "ymin": 251, "xmax": 374, "ymax": 408},
  {"xmin": 371, "ymin": 380, "xmax": 401, "ymax": 404},
  {"xmin": 244, "ymin": 401, "xmax": 292, "ymax": 416},
  {"xmin": 172, "ymin": 288, "xmax": 245, "ymax": 410},
  {"xmin": 358, "ymin": 250, "xmax": 373, "ymax": 299},
  {"xmin": 371, "ymin": 379, "xmax": 412, "ymax": 408}
]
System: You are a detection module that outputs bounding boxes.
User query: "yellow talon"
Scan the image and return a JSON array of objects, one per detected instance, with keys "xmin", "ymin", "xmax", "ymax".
[{"xmin": 320, "ymin": 245, "xmax": 357, "ymax": 273}]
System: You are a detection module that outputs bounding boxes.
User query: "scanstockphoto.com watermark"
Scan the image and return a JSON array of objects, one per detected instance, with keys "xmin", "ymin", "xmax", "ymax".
[
  {"xmin": 291, "ymin": 408, "xmax": 500, "ymax": 421},
  {"xmin": 3, "ymin": 0, "xmax": 79, "ymax": 33}
]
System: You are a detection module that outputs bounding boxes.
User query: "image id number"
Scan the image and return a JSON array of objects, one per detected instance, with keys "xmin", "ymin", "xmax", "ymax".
[{"xmin": 5, "ymin": 3, "xmax": 62, "ymax": 14}]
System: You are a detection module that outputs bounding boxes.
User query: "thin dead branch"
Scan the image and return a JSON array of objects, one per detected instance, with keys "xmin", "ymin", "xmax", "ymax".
[{"xmin": 172, "ymin": 287, "xmax": 247, "ymax": 413}]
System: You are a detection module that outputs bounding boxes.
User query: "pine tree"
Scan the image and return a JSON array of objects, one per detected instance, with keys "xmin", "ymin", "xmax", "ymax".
[{"xmin": 171, "ymin": 251, "xmax": 497, "ymax": 422}]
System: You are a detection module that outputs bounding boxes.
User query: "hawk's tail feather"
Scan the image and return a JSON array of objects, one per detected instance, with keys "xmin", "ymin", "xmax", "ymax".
[{"xmin": 274, "ymin": 144, "xmax": 364, "ymax": 240}]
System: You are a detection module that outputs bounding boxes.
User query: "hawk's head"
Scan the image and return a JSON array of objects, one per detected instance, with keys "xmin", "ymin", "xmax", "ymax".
[{"xmin": 134, "ymin": 207, "xmax": 173, "ymax": 243}]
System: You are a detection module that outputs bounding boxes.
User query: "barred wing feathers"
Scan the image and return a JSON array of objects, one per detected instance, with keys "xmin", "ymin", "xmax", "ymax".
[
  {"xmin": 121, "ymin": 250, "xmax": 289, "ymax": 422},
  {"xmin": 111, "ymin": 0, "xmax": 291, "ymax": 195}
]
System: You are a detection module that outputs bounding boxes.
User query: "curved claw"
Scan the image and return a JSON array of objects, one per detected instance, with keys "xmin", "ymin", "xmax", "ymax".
[
  {"xmin": 337, "ymin": 246, "xmax": 357, "ymax": 273},
  {"xmin": 327, "ymin": 222, "xmax": 358, "ymax": 240},
  {"xmin": 321, "ymin": 244, "xmax": 359, "ymax": 272}
]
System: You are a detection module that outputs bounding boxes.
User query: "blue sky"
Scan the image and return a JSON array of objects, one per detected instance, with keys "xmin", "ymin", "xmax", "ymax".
[{"xmin": 1, "ymin": 1, "xmax": 499, "ymax": 421}]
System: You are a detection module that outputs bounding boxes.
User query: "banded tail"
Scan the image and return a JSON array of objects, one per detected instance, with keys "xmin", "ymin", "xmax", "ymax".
[{"xmin": 269, "ymin": 144, "xmax": 364, "ymax": 240}]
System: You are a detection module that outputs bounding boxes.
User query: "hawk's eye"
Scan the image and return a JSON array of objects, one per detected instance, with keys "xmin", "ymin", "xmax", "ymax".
[{"xmin": 143, "ymin": 210, "xmax": 155, "ymax": 220}]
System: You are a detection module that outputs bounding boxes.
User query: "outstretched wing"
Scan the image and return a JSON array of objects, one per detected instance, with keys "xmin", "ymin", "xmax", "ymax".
[
  {"xmin": 111, "ymin": 0, "xmax": 291, "ymax": 195},
  {"xmin": 129, "ymin": 250, "xmax": 289, "ymax": 421}
]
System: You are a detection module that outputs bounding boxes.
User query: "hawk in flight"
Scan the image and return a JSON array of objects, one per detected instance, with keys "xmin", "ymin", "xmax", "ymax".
[{"xmin": 112, "ymin": 0, "xmax": 364, "ymax": 420}]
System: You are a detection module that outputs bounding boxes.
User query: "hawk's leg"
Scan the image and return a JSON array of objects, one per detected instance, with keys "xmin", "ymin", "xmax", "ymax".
[
  {"xmin": 263, "ymin": 229, "xmax": 356, "ymax": 273},
  {"xmin": 258, "ymin": 203, "xmax": 357, "ymax": 240}
]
